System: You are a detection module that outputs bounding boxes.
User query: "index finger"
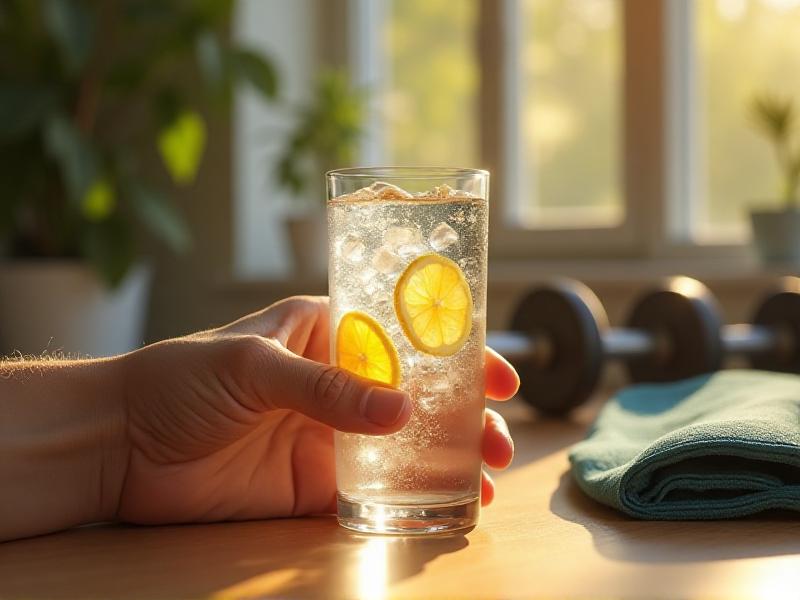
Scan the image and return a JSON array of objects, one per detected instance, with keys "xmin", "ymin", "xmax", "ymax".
[{"xmin": 485, "ymin": 347, "xmax": 520, "ymax": 401}]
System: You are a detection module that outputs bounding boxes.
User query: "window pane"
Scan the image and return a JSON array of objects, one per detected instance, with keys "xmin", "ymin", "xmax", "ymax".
[
  {"xmin": 383, "ymin": 0, "xmax": 478, "ymax": 167},
  {"xmin": 696, "ymin": 0, "xmax": 800, "ymax": 241},
  {"xmin": 518, "ymin": 0, "xmax": 622, "ymax": 228}
]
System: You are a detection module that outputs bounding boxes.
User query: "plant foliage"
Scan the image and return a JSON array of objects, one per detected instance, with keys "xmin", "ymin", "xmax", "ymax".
[
  {"xmin": 274, "ymin": 69, "xmax": 364, "ymax": 202},
  {"xmin": 0, "ymin": 0, "xmax": 277, "ymax": 286},
  {"xmin": 751, "ymin": 93, "xmax": 800, "ymax": 208}
]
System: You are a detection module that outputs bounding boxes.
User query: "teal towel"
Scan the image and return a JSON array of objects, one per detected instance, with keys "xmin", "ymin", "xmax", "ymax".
[{"xmin": 569, "ymin": 370, "xmax": 800, "ymax": 519}]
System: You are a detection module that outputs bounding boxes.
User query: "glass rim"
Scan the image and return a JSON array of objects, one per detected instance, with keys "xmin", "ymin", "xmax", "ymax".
[{"xmin": 327, "ymin": 166, "xmax": 489, "ymax": 180}]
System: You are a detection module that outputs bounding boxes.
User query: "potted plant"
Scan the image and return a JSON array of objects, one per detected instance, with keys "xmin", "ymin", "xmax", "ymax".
[
  {"xmin": 0, "ymin": 0, "xmax": 277, "ymax": 356},
  {"xmin": 748, "ymin": 93, "xmax": 800, "ymax": 264},
  {"xmin": 273, "ymin": 69, "xmax": 364, "ymax": 275}
]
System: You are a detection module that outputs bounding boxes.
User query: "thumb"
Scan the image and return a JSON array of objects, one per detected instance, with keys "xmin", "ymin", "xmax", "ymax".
[{"xmin": 256, "ymin": 341, "xmax": 411, "ymax": 434}]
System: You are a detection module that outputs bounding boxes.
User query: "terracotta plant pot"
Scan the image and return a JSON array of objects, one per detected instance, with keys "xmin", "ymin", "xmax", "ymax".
[
  {"xmin": 285, "ymin": 211, "xmax": 328, "ymax": 276},
  {"xmin": 749, "ymin": 207, "xmax": 800, "ymax": 265},
  {"xmin": 0, "ymin": 261, "xmax": 152, "ymax": 357}
]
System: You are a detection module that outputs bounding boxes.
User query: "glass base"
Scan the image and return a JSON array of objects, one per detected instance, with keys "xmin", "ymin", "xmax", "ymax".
[{"xmin": 336, "ymin": 493, "xmax": 479, "ymax": 535}]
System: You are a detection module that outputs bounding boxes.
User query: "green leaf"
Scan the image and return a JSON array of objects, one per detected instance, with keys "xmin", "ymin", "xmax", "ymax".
[
  {"xmin": 751, "ymin": 93, "xmax": 795, "ymax": 142},
  {"xmin": 231, "ymin": 49, "xmax": 278, "ymax": 99},
  {"xmin": 191, "ymin": 0, "xmax": 235, "ymax": 26},
  {"xmin": 0, "ymin": 84, "xmax": 55, "ymax": 142},
  {"xmin": 157, "ymin": 109, "xmax": 206, "ymax": 184},
  {"xmin": 129, "ymin": 182, "xmax": 191, "ymax": 253},
  {"xmin": 273, "ymin": 69, "xmax": 364, "ymax": 197},
  {"xmin": 80, "ymin": 217, "xmax": 135, "ymax": 289},
  {"xmin": 42, "ymin": 0, "xmax": 93, "ymax": 74},
  {"xmin": 44, "ymin": 113, "xmax": 98, "ymax": 204},
  {"xmin": 81, "ymin": 177, "xmax": 115, "ymax": 222}
]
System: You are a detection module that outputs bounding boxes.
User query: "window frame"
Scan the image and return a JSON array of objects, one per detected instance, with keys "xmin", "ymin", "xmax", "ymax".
[
  {"xmin": 347, "ymin": 0, "xmax": 754, "ymax": 263},
  {"xmin": 481, "ymin": 0, "xmax": 641, "ymax": 260}
]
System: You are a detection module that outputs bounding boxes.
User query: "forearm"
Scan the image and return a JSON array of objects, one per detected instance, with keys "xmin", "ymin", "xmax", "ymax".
[{"xmin": 0, "ymin": 357, "xmax": 128, "ymax": 542}]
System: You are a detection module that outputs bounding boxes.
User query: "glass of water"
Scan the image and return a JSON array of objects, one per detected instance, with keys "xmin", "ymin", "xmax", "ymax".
[{"xmin": 327, "ymin": 167, "xmax": 489, "ymax": 534}]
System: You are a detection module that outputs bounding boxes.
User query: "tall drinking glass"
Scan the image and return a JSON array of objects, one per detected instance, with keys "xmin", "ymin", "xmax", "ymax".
[{"xmin": 327, "ymin": 167, "xmax": 489, "ymax": 534}]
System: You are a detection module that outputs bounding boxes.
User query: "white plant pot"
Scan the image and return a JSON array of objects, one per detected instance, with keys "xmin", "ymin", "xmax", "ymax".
[
  {"xmin": 749, "ymin": 208, "xmax": 800, "ymax": 265},
  {"xmin": 285, "ymin": 212, "xmax": 328, "ymax": 276},
  {"xmin": 0, "ymin": 261, "xmax": 152, "ymax": 358}
]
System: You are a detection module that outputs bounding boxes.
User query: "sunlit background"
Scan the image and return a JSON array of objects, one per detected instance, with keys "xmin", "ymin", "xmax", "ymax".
[
  {"xmin": 3, "ymin": 0, "xmax": 800, "ymax": 355},
  {"xmin": 374, "ymin": 0, "xmax": 800, "ymax": 236}
]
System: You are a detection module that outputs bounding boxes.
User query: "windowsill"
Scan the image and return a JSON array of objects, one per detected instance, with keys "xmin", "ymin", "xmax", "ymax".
[
  {"xmin": 216, "ymin": 256, "xmax": 800, "ymax": 294},
  {"xmin": 487, "ymin": 256, "xmax": 799, "ymax": 287}
]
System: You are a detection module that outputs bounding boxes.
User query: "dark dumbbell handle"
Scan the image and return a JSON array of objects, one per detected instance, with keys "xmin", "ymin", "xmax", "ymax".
[
  {"xmin": 486, "ymin": 331, "xmax": 552, "ymax": 366},
  {"xmin": 489, "ymin": 324, "xmax": 784, "ymax": 367},
  {"xmin": 487, "ymin": 328, "xmax": 656, "ymax": 366},
  {"xmin": 722, "ymin": 323, "xmax": 782, "ymax": 356},
  {"xmin": 602, "ymin": 328, "xmax": 657, "ymax": 359}
]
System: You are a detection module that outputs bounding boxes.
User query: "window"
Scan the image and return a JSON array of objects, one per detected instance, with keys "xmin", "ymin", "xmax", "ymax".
[
  {"xmin": 354, "ymin": 0, "xmax": 800, "ymax": 253},
  {"xmin": 384, "ymin": 1, "xmax": 479, "ymax": 167},
  {"xmin": 692, "ymin": 0, "xmax": 800, "ymax": 241},
  {"xmin": 234, "ymin": 0, "xmax": 800, "ymax": 277},
  {"xmin": 516, "ymin": 0, "xmax": 622, "ymax": 228},
  {"xmin": 353, "ymin": 0, "xmax": 479, "ymax": 167}
]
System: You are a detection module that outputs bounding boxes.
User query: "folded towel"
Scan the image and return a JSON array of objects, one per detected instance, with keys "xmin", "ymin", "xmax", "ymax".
[{"xmin": 569, "ymin": 370, "xmax": 800, "ymax": 519}]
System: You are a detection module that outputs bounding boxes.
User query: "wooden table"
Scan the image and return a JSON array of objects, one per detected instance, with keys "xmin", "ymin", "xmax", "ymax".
[{"xmin": 1, "ymin": 398, "xmax": 799, "ymax": 599}]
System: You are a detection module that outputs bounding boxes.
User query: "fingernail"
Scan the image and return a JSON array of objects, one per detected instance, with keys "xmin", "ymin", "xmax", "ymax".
[{"xmin": 361, "ymin": 388, "xmax": 408, "ymax": 427}]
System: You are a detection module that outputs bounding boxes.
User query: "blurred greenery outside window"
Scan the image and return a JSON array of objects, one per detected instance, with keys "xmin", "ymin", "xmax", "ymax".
[
  {"xmin": 379, "ymin": 0, "xmax": 622, "ymax": 229},
  {"xmin": 695, "ymin": 0, "xmax": 800, "ymax": 241},
  {"xmin": 367, "ymin": 0, "xmax": 800, "ymax": 245}
]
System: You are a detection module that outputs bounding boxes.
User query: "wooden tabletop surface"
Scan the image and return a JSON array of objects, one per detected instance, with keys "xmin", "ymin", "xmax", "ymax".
[{"xmin": 1, "ymin": 397, "xmax": 799, "ymax": 599}]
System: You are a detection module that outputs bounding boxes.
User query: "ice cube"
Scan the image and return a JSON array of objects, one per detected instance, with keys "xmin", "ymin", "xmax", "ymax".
[
  {"xmin": 411, "ymin": 364, "xmax": 451, "ymax": 392},
  {"xmin": 339, "ymin": 234, "xmax": 365, "ymax": 263},
  {"xmin": 429, "ymin": 222, "xmax": 459, "ymax": 251},
  {"xmin": 397, "ymin": 242, "xmax": 427, "ymax": 259},
  {"xmin": 426, "ymin": 184, "xmax": 456, "ymax": 199},
  {"xmin": 368, "ymin": 181, "xmax": 413, "ymax": 200},
  {"xmin": 384, "ymin": 226, "xmax": 422, "ymax": 249},
  {"xmin": 364, "ymin": 277, "xmax": 382, "ymax": 297},
  {"xmin": 410, "ymin": 365, "xmax": 451, "ymax": 411},
  {"xmin": 348, "ymin": 186, "xmax": 379, "ymax": 201},
  {"xmin": 372, "ymin": 246, "xmax": 402, "ymax": 274},
  {"xmin": 358, "ymin": 266, "xmax": 378, "ymax": 284}
]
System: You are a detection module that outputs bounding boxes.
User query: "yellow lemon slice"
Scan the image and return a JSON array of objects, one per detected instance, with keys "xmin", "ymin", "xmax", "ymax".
[
  {"xmin": 336, "ymin": 311, "xmax": 401, "ymax": 386},
  {"xmin": 394, "ymin": 253, "xmax": 473, "ymax": 356}
]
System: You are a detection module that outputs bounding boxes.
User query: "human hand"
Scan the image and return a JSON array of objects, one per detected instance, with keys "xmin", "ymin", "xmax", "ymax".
[{"xmin": 115, "ymin": 296, "xmax": 519, "ymax": 524}]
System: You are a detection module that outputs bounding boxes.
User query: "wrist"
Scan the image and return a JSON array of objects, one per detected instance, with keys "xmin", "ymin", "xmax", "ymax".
[
  {"xmin": 0, "ymin": 356, "xmax": 129, "ymax": 540},
  {"xmin": 93, "ymin": 354, "xmax": 131, "ymax": 524}
]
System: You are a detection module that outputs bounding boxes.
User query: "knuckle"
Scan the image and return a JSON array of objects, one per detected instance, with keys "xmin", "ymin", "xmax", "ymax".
[
  {"xmin": 229, "ymin": 334, "xmax": 268, "ymax": 361},
  {"xmin": 219, "ymin": 335, "xmax": 270, "ymax": 379},
  {"xmin": 275, "ymin": 295, "xmax": 316, "ymax": 313},
  {"xmin": 310, "ymin": 365, "xmax": 354, "ymax": 410}
]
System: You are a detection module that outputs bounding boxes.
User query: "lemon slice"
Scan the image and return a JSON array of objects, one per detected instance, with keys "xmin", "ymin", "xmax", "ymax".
[
  {"xmin": 394, "ymin": 253, "xmax": 473, "ymax": 356},
  {"xmin": 336, "ymin": 311, "xmax": 401, "ymax": 386}
]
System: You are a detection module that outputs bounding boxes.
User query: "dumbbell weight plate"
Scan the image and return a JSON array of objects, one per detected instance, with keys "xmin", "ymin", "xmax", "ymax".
[
  {"xmin": 625, "ymin": 277, "xmax": 724, "ymax": 382},
  {"xmin": 510, "ymin": 280, "xmax": 607, "ymax": 415},
  {"xmin": 750, "ymin": 276, "xmax": 800, "ymax": 373}
]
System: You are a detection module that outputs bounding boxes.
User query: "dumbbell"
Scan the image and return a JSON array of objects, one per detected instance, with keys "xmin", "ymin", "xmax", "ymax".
[{"xmin": 487, "ymin": 276, "xmax": 800, "ymax": 415}]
